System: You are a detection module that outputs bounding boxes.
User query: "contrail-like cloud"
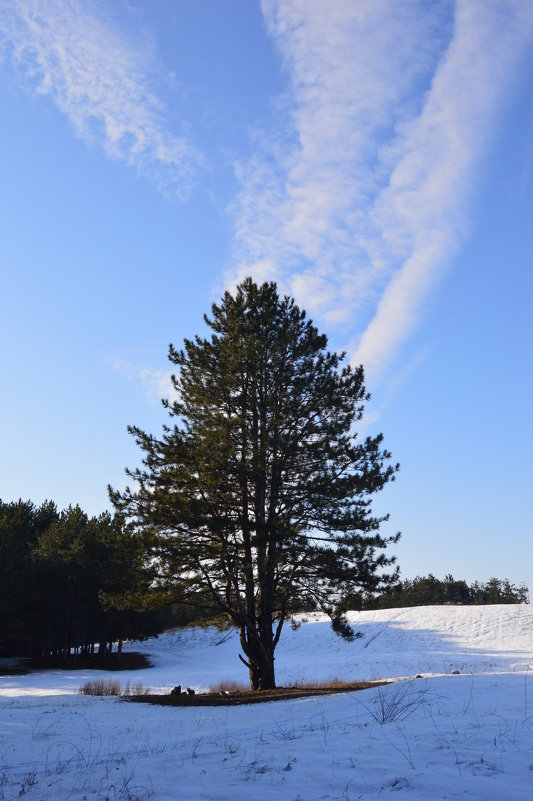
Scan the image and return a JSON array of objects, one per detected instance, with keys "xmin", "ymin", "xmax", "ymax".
[
  {"xmin": 0, "ymin": 0, "xmax": 201, "ymax": 196},
  {"xmin": 354, "ymin": 0, "xmax": 533, "ymax": 380},
  {"xmin": 230, "ymin": 0, "xmax": 533, "ymax": 383}
]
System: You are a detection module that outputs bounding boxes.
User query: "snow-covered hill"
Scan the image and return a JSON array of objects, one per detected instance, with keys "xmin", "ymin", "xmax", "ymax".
[
  {"xmin": 7, "ymin": 603, "xmax": 531, "ymax": 698},
  {"xmin": 1, "ymin": 605, "xmax": 532, "ymax": 799}
]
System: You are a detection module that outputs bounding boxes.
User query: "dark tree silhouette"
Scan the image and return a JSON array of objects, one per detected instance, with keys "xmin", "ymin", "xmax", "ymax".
[{"xmin": 110, "ymin": 279, "xmax": 400, "ymax": 689}]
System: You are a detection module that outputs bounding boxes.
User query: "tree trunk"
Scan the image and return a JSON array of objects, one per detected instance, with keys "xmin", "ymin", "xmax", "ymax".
[
  {"xmin": 243, "ymin": 648, "xmax": 275, "ymax": 690},
  {"xmin": 258, "ymin": 649, "xmax": 275, "ymax": 690},
  {"xmin": 249, "ymin": 661, "xmax": 261, "ymax": 691},
  {"xmin": 238, "ymin": 608, "xmax": 277, "ymax": 691},
  {"xmin": 239, "ymin": 625, "xmax": 261, "ymax": 691}
]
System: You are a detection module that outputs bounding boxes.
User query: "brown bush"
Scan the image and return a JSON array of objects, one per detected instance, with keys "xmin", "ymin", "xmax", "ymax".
[{"xmin": 79, "ymin": 678, "xmax": 151, "ymax": 696}]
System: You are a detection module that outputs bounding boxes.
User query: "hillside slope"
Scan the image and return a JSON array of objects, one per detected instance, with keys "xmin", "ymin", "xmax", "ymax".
[
  {"xmin": 1, "ymin": 605, "xmax": 532, "ymax": 801},
  {"xmin": 2, "ymin": 604, "xmax": 531, "ymax": 697},
  {"xmin": 129, "ymin": 603, "xmax": 533, "ymax": 693}
]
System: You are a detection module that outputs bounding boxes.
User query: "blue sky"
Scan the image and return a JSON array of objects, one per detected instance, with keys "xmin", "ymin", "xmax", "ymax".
[{"xmin": 1, "ymin": 0, "xmax": 532, "ymax": 594}]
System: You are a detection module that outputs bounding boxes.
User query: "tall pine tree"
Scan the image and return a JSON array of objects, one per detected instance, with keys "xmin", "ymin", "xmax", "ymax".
[{"xmin": 110, "ymin": 279, "xmax": 400, "ymax": 689}]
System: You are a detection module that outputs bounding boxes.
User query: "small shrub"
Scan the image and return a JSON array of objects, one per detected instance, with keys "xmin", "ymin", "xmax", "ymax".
[
  {"xmin": 369, "ymin": 681, "xmax": 428, "ymax": 724},
  {"xmin": 78, "ymin": 678, "xmax": 151, "ymax": 696},
  {"xmin": 79, "ymin": 678, "xmax": 121, "ymax": 696},
  {"xmin": 121, "ymin": 679, "xmax": 151, "ymax": 696}
]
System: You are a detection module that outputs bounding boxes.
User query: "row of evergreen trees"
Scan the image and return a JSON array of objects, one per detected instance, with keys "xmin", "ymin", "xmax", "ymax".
[
  {"xmin": 1, "ymin": 497, "xmax": 528, "ymax": 661},
  {"xmin": 349, "ymin": 573, "xmax": 529, "ymax": 610},
  {"xmin": 0, "ymin": 498, "xmax": 163, "ymax": 660}
]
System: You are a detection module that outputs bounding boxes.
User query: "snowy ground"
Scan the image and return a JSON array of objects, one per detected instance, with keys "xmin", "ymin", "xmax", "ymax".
[{"xmin": 1, "ymin": 605, "xmax": 532, "ymax": 799}]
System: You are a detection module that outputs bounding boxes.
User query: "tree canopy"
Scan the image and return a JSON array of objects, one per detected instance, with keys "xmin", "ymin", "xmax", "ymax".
[
  {"xmin": 0, "ymin": 499, "xmax": 159, "ymax": 660},
  {"xmin": 111, "ymin": 279, "xmax": 400, "ymax": 689}
]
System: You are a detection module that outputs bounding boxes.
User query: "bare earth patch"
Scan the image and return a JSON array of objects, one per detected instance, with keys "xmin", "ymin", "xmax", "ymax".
[{"xmin": 129, "ymin": 680, "xmax": 390, "ymax": 706}]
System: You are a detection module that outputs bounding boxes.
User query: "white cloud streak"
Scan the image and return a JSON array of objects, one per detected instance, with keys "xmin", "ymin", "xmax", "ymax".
[
  {"xmin": 229, "ymin": 0, "xmax": 533, "ymax": 384},
  {"xmin": 113, "ymin": 360, "xmax": 179, "ymax": 406},
  {"xmin": 0, "ymin": 0, "xmax": 200, "ymax": 196},
  {"xmin": 355, "ymin": 0, "xmax": 533, "ymax": 380}
]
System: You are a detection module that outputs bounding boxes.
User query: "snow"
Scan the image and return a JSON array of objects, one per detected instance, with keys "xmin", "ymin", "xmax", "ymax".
[{"xmin": 1, "ymin": 605, "xmax": 532, "ymax": 799}]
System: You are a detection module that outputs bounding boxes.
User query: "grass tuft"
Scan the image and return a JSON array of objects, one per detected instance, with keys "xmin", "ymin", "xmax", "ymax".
[
  {"xmin": 79, "ymin": 678, "xmax": 151, "ymax": 696},
  {"xmin": 290, "ymin": 676, "xmax": 351, "ymax": 690},
  {"xmin": 121, "ymin": 679, "xmax": 151, "ymax": 697},
  {"xmin": 209, "ymin": 679, "xmax": 250, "ymax": 694},
  {"xmin": 208, "ymin": 676, "xmax": 373, "ymax": 694}
]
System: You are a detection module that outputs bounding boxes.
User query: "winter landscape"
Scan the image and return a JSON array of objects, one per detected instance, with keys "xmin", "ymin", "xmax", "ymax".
[
  {"xmin": 1, "ymin": 3, "xmax": 532, "ymax": 800},
  {"xmin": 1, "ymin": 604, "xmax": 532, "ymax": 800}
]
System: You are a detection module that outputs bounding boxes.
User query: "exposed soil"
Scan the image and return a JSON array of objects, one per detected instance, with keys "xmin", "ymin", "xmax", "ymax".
[
  {"xmin": 129, "ymin": 680, "xmax": 390, "ymax": 707},
  {"xmin": 0, "ymin": 652, "xmax": 151, "ymax": 676}
]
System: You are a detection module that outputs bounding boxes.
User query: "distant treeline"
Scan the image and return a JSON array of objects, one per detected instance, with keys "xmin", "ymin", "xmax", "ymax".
[
  {"xmin": 2, "ymin": 497, "xmax": 528, "ymax": 660},
  {"xmin": 345, "ymin": 574, "xmax": 529, "ymax": 610},
  {"xmin": 0, "ymin": 499, "xmax": 171, "ymax": 660}
]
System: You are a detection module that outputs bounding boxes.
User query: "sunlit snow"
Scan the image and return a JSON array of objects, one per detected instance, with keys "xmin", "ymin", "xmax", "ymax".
[{"xmin": 1, "ymin": 605, "xmax": 532, "ymax": 799}]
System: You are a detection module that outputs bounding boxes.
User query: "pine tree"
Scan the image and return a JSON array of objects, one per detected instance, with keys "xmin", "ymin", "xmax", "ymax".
[{"xmin": 110, "ymin": 279, "xmax": 400, "ymax": 689}]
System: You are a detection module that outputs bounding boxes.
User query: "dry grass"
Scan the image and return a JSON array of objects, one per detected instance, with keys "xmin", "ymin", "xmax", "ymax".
[
  {"xmin": 79, "ymin": 678, "xmax": 151, "ymax": 696},
  {"xmin": 121, "ymin": 679, "xmax": 151, "ymax": 696},
  {"xmin": 290, "ymin": 676, "xmax": 352, "ymax": 690},
  {"xmin": 132, "ymin": 678, "xmax": 389, "ymax": 707},
  {"xmin": 79, "ymin": 678, "xmax": 122, "ymax": 696},
  {"xmin": 209, "ymin": 678, "xmax": 250, "ymax": 694},
  {"xmin": 210, "ymin": 676, "xmax": 361, "ymax": 694}
]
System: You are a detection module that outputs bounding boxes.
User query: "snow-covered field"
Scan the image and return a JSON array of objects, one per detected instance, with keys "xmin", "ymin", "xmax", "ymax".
[{"xmin": 1, "ymin": 605, "xmax": 532, "ymax": 799}]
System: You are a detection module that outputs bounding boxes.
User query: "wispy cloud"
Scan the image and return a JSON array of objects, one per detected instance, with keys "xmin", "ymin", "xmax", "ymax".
[
  {"xmin": 229, "ymin": 0, "xmax": 533, "ymax": 384},
  {"xmin": 354, "ymin": 0, "xmax": 533, "ymax": 380},
  {"xmin": 113, "ymin": 360, "xmax": 179, "ymax": 405},
  {"xmin": 0, "ymin": 0, "xmax": 201, "ymax": 196}
]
